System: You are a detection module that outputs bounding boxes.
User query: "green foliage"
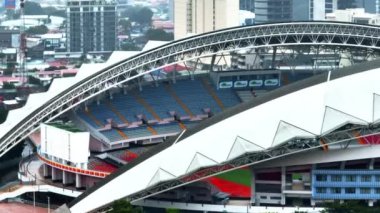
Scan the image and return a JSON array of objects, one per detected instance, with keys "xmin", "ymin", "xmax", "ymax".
[
  {"xmin": 26, "ymin": 25, "xmax": 49, "ymax": 35},
  {"xmin": 110, "ymin": 199, "xmax": 142, "ymax": 213},
  {"xmin": 166, "ymin": 208, "xmax": 180, "ymax": 213},
  {"xmin": 24, "ymin": 1, "xmax": 45, "ymax": 15},
  {"xmin": 120, "ymin": 42, "xmax": 140, "ymax": 51},
  {"xmin": 3, "ymin": 68, "xmax": 13, "ymax": 76},
  {"xmin": 28, "ymin": 76, "xmax": 41, "ymax": 85},
  {"xmin": 2, "ymin": 82, "xmax": 16, "ymax": 89},
  {"xmin": 145, "ymin": 29, "xmax": 174, "ymax": 41},
  {"xmin": 6, "ymin": 9, "xmax": 20, "ymax": 19},
  {"xmin": 43, "ymin": 7, "xmax": 66, "ymax": 17},
  {"xmin": 0, "ymin": 108, "xmax": 8, "ymax": 124},
  {"xmin": 321, "ymin": 201, "xmax": 380, "ymax": 213},
  {"xmin": 119, "ymin": 19, "xmax": 132, "ymax": 34},
  {"xmin": 123, "ymin": 6, "xmax": 153, "ymax": 26}
]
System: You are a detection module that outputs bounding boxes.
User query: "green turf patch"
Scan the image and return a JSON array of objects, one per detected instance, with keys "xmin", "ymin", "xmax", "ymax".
[{"xmin": 215, "ymin": 168, "xmax": 252, "ymax": 187}]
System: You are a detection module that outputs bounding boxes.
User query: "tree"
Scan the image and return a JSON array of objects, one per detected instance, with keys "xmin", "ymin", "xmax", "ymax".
[
  {"xmin": 136, "ymin": 7, "xmax": 153, "ymax": 26},
  {"xmin": 120, "ymin": 42, "xmax": 140, "ymax": 51},
  {"xmin": 43, "ymin": 7, "xmax": 66, "ymax": 17},
  {"xmin": 26, "ymin": 25, "xmax": 49, "ymax": 35},
  {"xmin": 122, "ymin": 6, "xmax": 153, "ymax": 26},
  {"xmin": 28, "ymin": 76, "xmax": 41, "ymax": 85},
  {"xmin": 166, "ymin": 208, "xmax": 180, "ymax": 213},
  {"xmin": 24, "ymin": 2, "xmax": 45, "ymax": 15},
  {"xmin": 0, "ymin": 108, "xmax": 8, "ymax": 124},
  {"xmin": 110, "ymin": 199, "xmax": 142, "ymax": 213},
  {"xmin": 6, "ymin": 9, "xmax": 20, "ymax": 20},
  {"xmin": 145, "ymin": 29, "xmax": 174, "ymax": 41},
  {"xmin": 2, "ymin": 82, "xmax": 16, "ymax": 89},
  {"xmin": 3, "ymin": 62, "xmax": 17, "ymax": 76},
  {"xmin": 119, "ymin": 19, "xmax": 132, "ymax": 35},
  {"xmin": 0, "ymin": 53, "xmax": 5, "ymax": 64}
]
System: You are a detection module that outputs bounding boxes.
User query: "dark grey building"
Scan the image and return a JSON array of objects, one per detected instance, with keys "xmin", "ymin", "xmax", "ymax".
[
  {"xmin": 254, "ymin": 0, "xmax": 293, "ymax": 24},
  {"xmin": 66, "ymin": 0, "xmax": 117, "ymax": 53},
  {"xmin": 293, "ymin": 0, "xmax": 337, "ymax": 21},
  {"xmin": 338, "ymin": 0, "xmax": 380, "ymax": 14},
  {"xmin": 240, "ymin": 0, "xmax": 255, "ymax": 12},
  {"xmin": 0, "ymin": 28, "xmax": 19, "ymax": 48}
]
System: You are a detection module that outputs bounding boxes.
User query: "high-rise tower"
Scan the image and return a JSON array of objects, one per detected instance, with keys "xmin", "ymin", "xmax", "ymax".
[{"xmin": 66, "ymin": 0, "xmax": 117, "ymax": 53}]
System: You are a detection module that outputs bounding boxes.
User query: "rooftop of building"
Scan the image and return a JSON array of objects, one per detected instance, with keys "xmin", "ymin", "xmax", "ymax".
[{"xmin": 46, "ymin": 122, "xmax": 83, "ymax": 133}]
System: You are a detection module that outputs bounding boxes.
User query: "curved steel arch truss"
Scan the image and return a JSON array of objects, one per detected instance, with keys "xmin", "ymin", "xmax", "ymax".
[{"xmin": 2, "ymin": 22, "xmax": 380, "ymax": 158}]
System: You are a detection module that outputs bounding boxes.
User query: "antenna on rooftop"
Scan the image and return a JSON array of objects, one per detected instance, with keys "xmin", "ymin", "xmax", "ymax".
[{"xmin": 19, "ymin": 0, "xmax": 27, "ymax": 88}]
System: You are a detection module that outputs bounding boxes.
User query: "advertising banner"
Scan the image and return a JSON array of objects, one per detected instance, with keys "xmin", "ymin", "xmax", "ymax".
[
  {"xmin": 4, "ymin": 0, "xmax": 16, "ymax": 9},
  {"xmin": 219, "ymin": 81, "xmax": 233, "ymax": 89},
  {"xmin": 264, "ymin": 79, "xmax": 279, "ymax": 86},
  {"xmin": 234, "ymin": 80, "xmax": 248, "ymax": 88},
  {"xmin": 249, "ymin": 79, "xmax": 263, "ymax": 87}
]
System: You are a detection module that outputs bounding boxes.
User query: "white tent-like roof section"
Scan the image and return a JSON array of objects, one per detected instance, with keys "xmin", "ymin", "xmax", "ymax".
[
  {"xmin": 0, "ymin": 42, "xmax": 157, "ymax": 142},
  {"xmin": 70, "ymin": 66, "xmax": 380, "ymax": 213}
]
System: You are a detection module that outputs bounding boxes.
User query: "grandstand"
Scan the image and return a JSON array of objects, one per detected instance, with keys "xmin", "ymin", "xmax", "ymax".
[
  {"xmin": 75, "ymin": 77, "xmax": 241, "ymax": 147},
  {"xmin": 3, "ymin": 22, "xmax": 380, "ymax": 213}
]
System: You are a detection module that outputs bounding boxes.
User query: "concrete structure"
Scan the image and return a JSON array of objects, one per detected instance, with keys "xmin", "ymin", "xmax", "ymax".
[
  {"xmin": 292, "ymin": 0, "xmax": 337, "ymax": 21},
  {"xmin": 68, "ymin": 59, "xmax": 380, "ymax": 212},
  {"xmin": 240, "ymin": 0, "xmax": 255, "ymax": 13},
  {"xmin": 338, "ymin": 0, "xmax": 380, "ymax": 14},
  {"xmin": 1, "ymin": 22, "xmax": 380, "ymax": 211},
  {"xmin": 2, "ymin": 21, "xmax": 380, "ymax": 160},
  {"xmin": 66, "ymin": 0, "xmax": 117, "ymax": 53},
  {"xmin": 0, "ymin": 28, "xmax": 19, "ymax": 48},
  {"xmin": 254, "ymin": 0, "xmax": 337, "ymax": 22},
  {"xmin": 326, "ymin": 8, "xmax": 380, "ymax": 25},
  {"xmin": 254, "ymin": 0, "xmax": 293, "ymax": 23},
  {"xmin": 174, "ymin": 0, "xmax": 240, "ymax": 40}
]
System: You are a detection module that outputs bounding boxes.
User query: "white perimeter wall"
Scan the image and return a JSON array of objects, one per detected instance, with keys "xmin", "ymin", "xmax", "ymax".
[{"xmin": 40, "ymin": 124, "xmax": 90, "ymax": 164}]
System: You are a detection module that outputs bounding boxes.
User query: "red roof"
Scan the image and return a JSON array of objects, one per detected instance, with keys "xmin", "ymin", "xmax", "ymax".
[{"xmin": 163, "ymin": 64, "xmax": 188, "ymax": 73}]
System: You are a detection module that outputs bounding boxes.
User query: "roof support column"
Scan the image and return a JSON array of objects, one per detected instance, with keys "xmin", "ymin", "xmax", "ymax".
[
  {"xmin": 369, "ymin": 158, "xmax": 375, "ymax": 170},
  {"xmin": 76, "ymin": 173, "xmax": 82, "ymax": 189},
  {"xmin": 172, "ymin": 65, "xmax": 177, "ymax": 84},
  {"xmin": 250, "ymin": 168, "xmax": 256, "ymax": 205},
  {"xmin": 210, "ymin": 54, "xmax": 217, "ymax": 72},
  {"xmin": 271, "ymin": 46, "xmax": 277, "ymax": 69},
  {"xmin": 281, "ymin": 166, "xmax": 286, "ymax": 206}
]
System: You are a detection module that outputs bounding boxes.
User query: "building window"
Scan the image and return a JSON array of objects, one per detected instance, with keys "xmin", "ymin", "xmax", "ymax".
[
  {"xmin": 345, "ymin": 188, "xmax": 356, "ymax": 194},
  {"xmin": 331, "ymin": 175, "xmax": 342, "ymax": 182},
  {"xmin": 376, "ymin": 188, "xmax": 380, "ymax": 194},
  {"xmin": 316, "ymin": 174, "xmax": 327, "ymax": 181},
  {"xmin": 331, "ymin": 188, "xmax": 341, "ymax": 194},
  {"xmin": 360, "ymin": 188, "xmax": 371, "ymax": 194},
  {"xmin": 316, "ymin": 187, "xmax": 326, "ymax": 194},
  {"xmin": 346, "ymin": 175, "xmax": 356, "ymax": 182},
  {"xmin": 361, "ymin": 175, "xmax": 371, "ymax": 182},
  {"xmin": 375, "ymin": 175, "xmax": 380, "ymax": 182}
]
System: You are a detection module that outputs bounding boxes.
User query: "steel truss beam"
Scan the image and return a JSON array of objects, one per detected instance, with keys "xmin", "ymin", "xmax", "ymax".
[
  {"xmin": 128, "ymin": 124, "xmax": 380, "ymax": 203},
  {"xmin": 2, "ymin": 22, "xmax": 380, "ymax": 159}
]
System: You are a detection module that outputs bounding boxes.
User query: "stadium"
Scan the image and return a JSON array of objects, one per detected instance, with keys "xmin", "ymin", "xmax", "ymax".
[{"xmin": 2, "ymin": 21, "xmax": 380, "ymax": 212}]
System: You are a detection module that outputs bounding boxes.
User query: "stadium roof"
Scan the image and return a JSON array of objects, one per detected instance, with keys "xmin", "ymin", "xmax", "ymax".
[{"xmin": 69, "ymin": 60, "xmax": 380, "ymax": 213}]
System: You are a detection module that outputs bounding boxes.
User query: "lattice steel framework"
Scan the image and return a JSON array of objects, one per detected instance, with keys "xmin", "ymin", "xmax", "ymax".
[
  {"xmin": 126, "ymin": 124, "xmax": 380, "ymax": 203},
  {"xmin": 2, "ymin": 22, "xmax": 380, "ymax": 159}
]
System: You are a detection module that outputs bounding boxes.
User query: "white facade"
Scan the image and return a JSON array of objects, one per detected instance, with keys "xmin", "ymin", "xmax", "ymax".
[
  {"xmin": 40, "ymin": 123, "xmax": 90, "ymax": 165},
  {"xmin": 174, "ymin": 0, "xmax": 240, "ymax": 40},
  {"xmin": 326, "ymin": 8, "xmax": 380, "ymax": 25},
  {"xmin": 310, "ymin": 0, "xmax": 337, "ymax": 20}
]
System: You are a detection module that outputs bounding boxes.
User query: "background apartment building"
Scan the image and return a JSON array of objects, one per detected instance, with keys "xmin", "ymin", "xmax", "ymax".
[
  {"xmin": 174, "ymin": 0, "xmax": 240, "ymax": 40},
  {"xmin": 66, "ymin": 0, "xmax": 117, "ymax": 53}
]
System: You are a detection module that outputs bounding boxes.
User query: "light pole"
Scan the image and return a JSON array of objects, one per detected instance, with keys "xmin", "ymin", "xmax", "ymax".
[
  {"xmin": 47, "ymin": 196, "xmax": 50, "ymax": 213},
  {"xmin": 33, "ymin": 190, "xmax": 35, "ymax": 211}
]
